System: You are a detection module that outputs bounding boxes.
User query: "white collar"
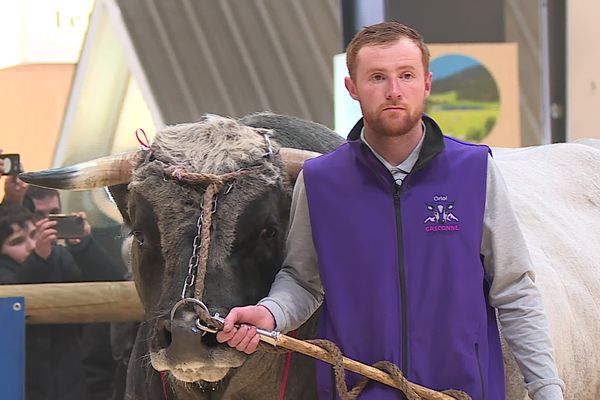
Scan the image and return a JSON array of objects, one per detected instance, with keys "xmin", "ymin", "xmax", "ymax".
[{"xmin": 360, "ymin": 121, "xmax": 426, "ymax": 174}]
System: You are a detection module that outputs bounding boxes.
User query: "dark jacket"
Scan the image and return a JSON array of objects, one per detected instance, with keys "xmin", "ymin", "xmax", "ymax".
[
  {"xmin": 68, "ymin": 235, "xmax": 127, "ymax": 400},
  {"xmin": 0, "ymin": 247, "xmax": 88, "ymax": 400},
  {"xmin": 0, "ymin": 237, "xmax": 126, "ymax": 400}
]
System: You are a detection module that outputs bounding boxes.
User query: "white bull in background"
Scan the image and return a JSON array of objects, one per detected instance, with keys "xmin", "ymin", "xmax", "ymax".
[{"xmin": 494, "ymin": 140, "xmax": 600, "ymax": 399}]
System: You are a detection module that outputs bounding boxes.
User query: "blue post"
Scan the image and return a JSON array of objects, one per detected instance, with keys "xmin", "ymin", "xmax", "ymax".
[{"xmin": 0, "ymin": 297, "xmax": 25, "ymax": 400}]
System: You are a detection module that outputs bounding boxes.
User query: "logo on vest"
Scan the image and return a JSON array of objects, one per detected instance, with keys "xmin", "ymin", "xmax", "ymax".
[{"xmin": 424, "ymin": 195, "xmax": 460, "ymax": 232}]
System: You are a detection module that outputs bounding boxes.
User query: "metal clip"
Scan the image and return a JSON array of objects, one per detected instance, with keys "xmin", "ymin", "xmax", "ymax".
[{"xmin": 194, "ymin": 312, "xmax": 281, "ymax": 346}]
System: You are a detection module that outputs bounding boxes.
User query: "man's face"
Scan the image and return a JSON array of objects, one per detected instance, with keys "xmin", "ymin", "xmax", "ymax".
[
  {"xmin": 345, "ymin": 37, "xmax": 432, "ymax": 138},
  {"xmin": 32, "ymin": 195, "xmax": 61, "ymax": 219},
  {"xmin": 1, "ymin": 222, "xmax": 36, "ymax": 264}
]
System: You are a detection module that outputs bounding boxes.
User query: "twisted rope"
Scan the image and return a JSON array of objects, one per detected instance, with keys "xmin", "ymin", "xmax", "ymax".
[
  {"xmin": 259, "ymin": 338, "xmax": 471, "ymax": 400},
  {"xmin": 163, "ymin": 165, "xmax": 260, "ymax": 302}
]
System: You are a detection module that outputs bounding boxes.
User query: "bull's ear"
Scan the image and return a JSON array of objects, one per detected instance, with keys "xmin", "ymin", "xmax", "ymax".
[{"xmin": 108, "ymin": 184, "xmax": 132, "ymax": 227}]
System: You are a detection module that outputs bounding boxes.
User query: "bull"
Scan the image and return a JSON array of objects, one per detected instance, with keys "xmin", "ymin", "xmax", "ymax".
[
  {"xmin": 21, "ymin": 112, "xmax": 343, "ymax": 399},
  {"xmin": 20, "ymin": 113, "xmax": 600, "ymax": 400}
]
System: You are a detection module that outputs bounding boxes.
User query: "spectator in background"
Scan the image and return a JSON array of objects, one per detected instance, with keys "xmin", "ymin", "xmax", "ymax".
[
  {"xmin": 0, "ymin": 203, "xmax": 90, "ymax": 399},
  {"xmin": 0, "ymin": 149, "xmax": 131, "ymax": 400},
  {"xmin": 22, "ymin": 185, "xmax": 127, "ymax": 399},
  {"xmin": 23, "ymin": 186, "xmax": 124, "ymax": 281}
]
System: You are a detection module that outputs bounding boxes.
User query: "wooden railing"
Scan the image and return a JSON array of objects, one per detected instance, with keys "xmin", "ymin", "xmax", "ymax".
[{"xmin": 0, "ymin": 281, "xmax": 143, "ymax": 324}]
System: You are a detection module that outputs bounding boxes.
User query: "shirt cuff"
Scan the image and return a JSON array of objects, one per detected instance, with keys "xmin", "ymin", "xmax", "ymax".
[
  {"xmin": 257, "ymin": 298, "xmax": 287, "ymax": 332},
  {"xmin": 531, "ymin": 383, "xmax": 564, "ymax": 400}
]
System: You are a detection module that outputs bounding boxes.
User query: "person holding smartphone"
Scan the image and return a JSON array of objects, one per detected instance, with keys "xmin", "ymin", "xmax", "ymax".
[
  {"xmin": 21, "ymin": 185, "xmax": 127, "ymax": 400},
  {"xmin": 0, "ymin": 203, "xmax": 91, "ymax": 399},
  {"xmin": 3, "ymin": 181, "xmax": 127, "ymax": 399},
  {"xmin": 23, "ymin": 186, "xmax": 125, "ymax": 281}
]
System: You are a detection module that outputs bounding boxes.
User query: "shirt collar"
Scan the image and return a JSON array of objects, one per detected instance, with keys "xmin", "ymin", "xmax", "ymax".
[{"xmin": 359, "ymin": 121, "xmax": 426, "ymax": 174}]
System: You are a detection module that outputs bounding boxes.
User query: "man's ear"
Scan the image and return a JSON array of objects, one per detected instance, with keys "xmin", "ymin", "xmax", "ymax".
[
  {"xmin": 424, "ymin": 71, "xmax": 432, "ymax": 97},
  {"xmin": 345, "ymin": 76, "xmax": 360, "ymax": 101},
  {"xmin": 108, "ymin": 184, "xmax": 131, "ymax": 227}
]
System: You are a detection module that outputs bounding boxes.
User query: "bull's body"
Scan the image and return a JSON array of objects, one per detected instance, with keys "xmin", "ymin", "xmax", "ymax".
[
  {"xmin": 20, "ymin": 115, "xmax": 600, "ymax": 399},
  {"xmin": 495, "ymin": 142, "xmax": 600, "ymax": 400}
]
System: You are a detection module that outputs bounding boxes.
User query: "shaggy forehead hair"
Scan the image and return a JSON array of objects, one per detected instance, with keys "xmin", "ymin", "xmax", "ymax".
[
  {"xmin": 128, "ymin": 115, "xmax": 290, "ymax": 277},
  {"xmin": 150, "ymin": 114, "xmax": 278, "ymax": 176}
]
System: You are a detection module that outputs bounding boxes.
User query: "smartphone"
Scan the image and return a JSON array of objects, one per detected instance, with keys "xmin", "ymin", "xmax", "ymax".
[
  {"xmin": 47, "ymin": 214, "xmax": 85, "ymax": 239},
  {"xmin": 0, "ymin": 153, "xmax": 20, "ymax": 175}
]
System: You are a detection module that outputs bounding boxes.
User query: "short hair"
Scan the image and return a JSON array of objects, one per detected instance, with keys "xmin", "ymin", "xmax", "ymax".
[
  {"xmin": 0, "ymin": 204, "xmax": 34, "ymax": 247},
  {"xmin": 24, "ymin": 186, "xmax": 61, "ymax": 214},
  {"xmin": 25, "ymin": 186, "xmax": 60, "ymax": 201},
  {"xmin": 346, "ymin": 21, "xmax": 430, "ymax": 79}
]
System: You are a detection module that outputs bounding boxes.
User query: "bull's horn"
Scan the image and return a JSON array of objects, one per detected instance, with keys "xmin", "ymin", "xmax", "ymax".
[
  {"xmin": 280, "ymin": 148, "xmax": 321, "ymax": 180},
  {"xmin": 19, "ymin": 152, "xmax": 139, "ymax": 190}
]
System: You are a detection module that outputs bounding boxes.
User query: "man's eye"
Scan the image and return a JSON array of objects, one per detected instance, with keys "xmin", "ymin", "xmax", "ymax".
[{"xmin": 10, "ymin": 238, "xmax": 25, "ymax": 246}]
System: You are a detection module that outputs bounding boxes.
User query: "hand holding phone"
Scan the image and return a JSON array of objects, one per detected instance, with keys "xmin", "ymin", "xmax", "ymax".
[
  {"xmin": 47, "ymin": 214, "xmax": 85, "ymax": 239},
  {"xmin": 34, "ymin": 218, "xmax": 58, "ymax": 259}
]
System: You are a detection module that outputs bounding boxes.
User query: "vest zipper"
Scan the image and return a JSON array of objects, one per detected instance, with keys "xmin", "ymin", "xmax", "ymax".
[{"xmin": 393, "ymin": 184, "xmax": 409, "ymax": 375}]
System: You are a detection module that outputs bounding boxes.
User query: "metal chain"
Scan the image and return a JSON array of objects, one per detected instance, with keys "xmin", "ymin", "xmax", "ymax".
[
  {"xmin": 180, "ymin": 187, "xmax": 223, "ymax": 300},
  {"xmin": 180, "ymin": 214, "xmax": 203, "ymax": 299}
]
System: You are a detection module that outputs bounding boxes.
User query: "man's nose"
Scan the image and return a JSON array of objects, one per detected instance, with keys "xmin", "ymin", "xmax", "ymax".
[
  {"xmin": 386, "ymin": 78, "xmax": 403, "ymax": 99},
  {"xmin": 26, "ymin": 237, "xmax": 36, "ymax": 251}
]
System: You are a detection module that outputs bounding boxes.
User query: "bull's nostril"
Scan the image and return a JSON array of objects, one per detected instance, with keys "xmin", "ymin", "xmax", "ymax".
[
  {"xmin": 201, "ymin": 332, "xmax": 220, "ymax": 347},
  {"xmin": 154, "ymin": 319, "xmax": 172, "ymax": 349}
]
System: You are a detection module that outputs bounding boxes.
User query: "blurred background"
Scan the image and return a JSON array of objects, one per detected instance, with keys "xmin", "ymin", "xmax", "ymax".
[{"xmin": 1, "ymin": 0, "xmax": 598, "ymax": 226}]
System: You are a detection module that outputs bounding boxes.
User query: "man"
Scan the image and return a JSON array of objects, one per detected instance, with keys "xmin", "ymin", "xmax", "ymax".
[
  {"xmin": 0, "ymin": 202, "xmax": 94, "ymax": 399},
  {"xmin": 24, "ymin": 186, "xmax": 124, "ymax": 280},
  {"xmin": 23, "ymin": 186, "xmax": 126, "ymax": 400},
  {"xmin": 217, "ymin": 22, "xmax": 564, "ymax": 400}
]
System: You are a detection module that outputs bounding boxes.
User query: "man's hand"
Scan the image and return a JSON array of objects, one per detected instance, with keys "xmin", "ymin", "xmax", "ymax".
[
  {"xmin": 216, "ymin": 305, "xmax": 275, "ymax": 354},
  {"xmin": 34, "ymin": 218, "xmax": 57, "ymax": 259},
  {"xmin": 66, "ymin": 211, "xmax": 91, "ymax": 245},
  {"xmin": 1, "ymin": 151, "xmax": 28, "ymax": 205},
  {"xmin": 3, "ymin": 174, "xmax": 28, "ymax": 205}
]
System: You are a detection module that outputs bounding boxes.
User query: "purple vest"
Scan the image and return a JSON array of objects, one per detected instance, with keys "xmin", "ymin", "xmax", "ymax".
[{"xmin": 303, "ymin": 136, "xmax": 504, "ymax": 400}]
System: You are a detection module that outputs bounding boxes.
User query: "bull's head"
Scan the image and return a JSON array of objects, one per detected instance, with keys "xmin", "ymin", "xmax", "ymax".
[{"xmin": 20, "ymin": 115, "xmax": 320, "ymax": 385}]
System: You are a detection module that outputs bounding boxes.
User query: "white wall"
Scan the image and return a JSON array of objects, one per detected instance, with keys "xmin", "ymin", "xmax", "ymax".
[{"xmin": 0, "ymin": 0, "xmax": 93, "ymax": 69}]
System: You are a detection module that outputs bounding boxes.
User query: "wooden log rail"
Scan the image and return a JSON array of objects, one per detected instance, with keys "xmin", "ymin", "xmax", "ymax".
[
  {"xmin": 0, "ymin": 281, "xmax": 143, "ymax": 324},
  {"xmin": 0, "ymin": 282, "xmax": 462, "ymax": 399}
]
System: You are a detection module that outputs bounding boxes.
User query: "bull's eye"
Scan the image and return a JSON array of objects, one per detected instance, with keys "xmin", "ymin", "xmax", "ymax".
[
  {"xmin": 131, "ymin": 230, "xmax": 145, "ymax": 247},
  {"xmin": 260, "ymin": 227, "xmax": 277, "ymax": 239}
]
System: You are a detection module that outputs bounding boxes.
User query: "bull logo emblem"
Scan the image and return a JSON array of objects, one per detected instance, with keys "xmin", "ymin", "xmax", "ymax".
[{"xmin": 424, "ymin": 202, "xmax": 459, "ymax": 224}]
